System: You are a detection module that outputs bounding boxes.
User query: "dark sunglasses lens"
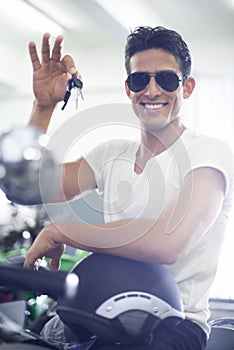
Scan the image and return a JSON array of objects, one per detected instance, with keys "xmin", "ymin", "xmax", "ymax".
[
  {"xmin": 127, "ymin": 73, "xmax": 150, "ymax": 92},
  {"xmin": 156, "ymin": 71, "xmax": 180, "ymax": 92}
]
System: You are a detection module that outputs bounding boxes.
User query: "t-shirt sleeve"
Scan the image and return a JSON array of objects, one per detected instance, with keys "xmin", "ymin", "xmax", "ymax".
[
  {"xmin": 83, "ymin": 142, "xmax": 108, "ymax": 194},
  {"xmin": 83, "ymin": 140, "xmax": 132, "ymax": 194},
  {"xmin": 181, "ymin": 134, "xmax": 234, "ymax": 196}
]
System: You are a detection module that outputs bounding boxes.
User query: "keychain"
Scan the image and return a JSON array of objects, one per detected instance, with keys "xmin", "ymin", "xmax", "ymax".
[{"xmin": 62, "ymin": 75, "xmax": 83, "ymax": 110}]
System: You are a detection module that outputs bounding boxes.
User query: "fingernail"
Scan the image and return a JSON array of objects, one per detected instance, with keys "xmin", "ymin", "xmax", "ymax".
[{"xmin": 70, "ymin": 67, "xmax": 77, "ymax": 75}]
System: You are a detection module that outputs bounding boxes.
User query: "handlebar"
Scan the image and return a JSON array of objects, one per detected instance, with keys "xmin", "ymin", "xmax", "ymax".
[{"xmin": 0, "ymin": 264, "xmax": 78, "ymax": 300}]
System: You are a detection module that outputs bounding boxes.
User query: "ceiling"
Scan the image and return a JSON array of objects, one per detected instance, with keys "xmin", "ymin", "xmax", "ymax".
[{"xmin": 0, "ymin": 0, "xmax": 234, "ymax": 100}]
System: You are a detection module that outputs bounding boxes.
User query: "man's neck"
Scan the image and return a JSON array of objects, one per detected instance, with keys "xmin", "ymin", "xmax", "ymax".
[{"xmin": 135, "ymin": 119, "xmax": 186, "ymax": 173}]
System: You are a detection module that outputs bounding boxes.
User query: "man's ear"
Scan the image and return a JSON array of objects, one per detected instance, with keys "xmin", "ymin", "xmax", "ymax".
[
  {"xmin": 125, "ymin": 80, "xmax": 132, "ymax": 98},
  {"xmin": 183, "ymin": 77, "xmax": 196, "ymax": 99}
]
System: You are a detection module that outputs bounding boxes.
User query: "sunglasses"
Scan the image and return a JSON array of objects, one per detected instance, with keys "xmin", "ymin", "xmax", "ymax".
[{"xmin": 126, "ymin": 71, "xmax": 183, "ymax": 93}]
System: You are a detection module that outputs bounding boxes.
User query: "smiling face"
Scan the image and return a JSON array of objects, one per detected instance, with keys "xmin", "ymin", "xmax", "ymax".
[{"xmin": 125, "ymin": 48, "xmax": 195, "ymax": 135}]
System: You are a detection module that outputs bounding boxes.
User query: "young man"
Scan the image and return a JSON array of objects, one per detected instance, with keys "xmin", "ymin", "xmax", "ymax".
[{"xmin": 22, "ymin": 26, "xmax": 234, "ymax": 349}]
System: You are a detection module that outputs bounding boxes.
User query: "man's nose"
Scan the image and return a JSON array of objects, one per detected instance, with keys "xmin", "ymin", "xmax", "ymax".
[{"xmin": 145, "ymin": 76, "xmax": 161, "ymax": 97}]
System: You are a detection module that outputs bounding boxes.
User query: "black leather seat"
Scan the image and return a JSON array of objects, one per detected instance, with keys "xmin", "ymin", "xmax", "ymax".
[
  {"xmin": 206, "ymin": 318, "xmax": 234, "ymax": 350},
  {"xmin": 0, "ymin": 346, "xmax": 52, "ymax": 349}
]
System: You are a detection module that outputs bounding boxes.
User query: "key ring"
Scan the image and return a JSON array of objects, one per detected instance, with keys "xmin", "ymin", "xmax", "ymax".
[{"xmin": 61, "ymin": 75, "xmax": 84, "ymax": 110}]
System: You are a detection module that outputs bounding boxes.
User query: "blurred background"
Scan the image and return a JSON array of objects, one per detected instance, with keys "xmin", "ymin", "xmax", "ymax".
[{"xmin": 0, "ymin": 0, "xmax": 234, "ymax": 301}]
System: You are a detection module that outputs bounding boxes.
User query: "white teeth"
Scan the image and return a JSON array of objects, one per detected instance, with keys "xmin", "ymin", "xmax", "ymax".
[{"xmin": 144, "ymin": 103, "xmax": 164, "ymax": 109}]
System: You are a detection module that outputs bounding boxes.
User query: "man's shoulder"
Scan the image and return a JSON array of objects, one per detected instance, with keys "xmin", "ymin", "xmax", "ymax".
[
  {"xmin": 182, "ymin": 129, "xmax": 234, "ymax": 181},
  {"xmin": 183, "ymin": 129, "xmax": 233, "ymax": 154}
]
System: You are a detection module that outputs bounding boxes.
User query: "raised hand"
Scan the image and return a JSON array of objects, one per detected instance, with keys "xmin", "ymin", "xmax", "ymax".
[{"xmin": 29, "ymin": 33, "xmax": 78, "ymax": 110}]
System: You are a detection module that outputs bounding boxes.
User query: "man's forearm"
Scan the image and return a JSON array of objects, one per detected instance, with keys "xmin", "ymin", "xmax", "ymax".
[
  {"xmin": 51, "ymin": 219, "xmax": 169, "ymax": 264},
  {"xmin": 29, "ymin": 100, "xmax": 55, "ymax": 133}
]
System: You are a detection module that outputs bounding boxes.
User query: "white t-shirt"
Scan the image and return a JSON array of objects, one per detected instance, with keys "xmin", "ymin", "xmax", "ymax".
[{"xmin": 84, "ymin": 128, "xmax": 234, "ymax": 335}]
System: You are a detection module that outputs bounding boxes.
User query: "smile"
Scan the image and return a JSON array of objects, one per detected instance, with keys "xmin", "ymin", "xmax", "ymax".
[{"xmin": 140, "ymin": 102, "xmax": 168, "ymax": 109}]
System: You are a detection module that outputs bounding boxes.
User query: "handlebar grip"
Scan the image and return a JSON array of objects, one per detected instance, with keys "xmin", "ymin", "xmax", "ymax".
[{"xmin": 0, "ymin": 265, "xmax": 78, "ymax": 300}]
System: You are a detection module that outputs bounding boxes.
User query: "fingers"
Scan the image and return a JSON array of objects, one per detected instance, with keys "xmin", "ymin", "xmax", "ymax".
[
  {"xmin": 24, "ymin": 254, "xmax": 59, "ymax": 271},
  {"xmin": 42, "ymin": 33, "xmax": 65, "ymax": 66},
  {"xmin": 28, "ymin": 33, "xmax": 51, "ymax": 71},
  {"xmin": 41, "ymin": 32, "xmax": 64, "ymax": 64},
  {"xmin": 61, "ymin": 54, "xmax": 79, "ymax": 76},
  {"xmin": 24, "ymin": 254, "xmax": 42, "ymax": 270},
  {"xmin": 23, "ymin": 238, "xmax": 44, "ymax": 269},
  {"xmin": 51, "ymin": 35, "xmax": 64, "ymax": 62},
  {"xmin": 41, "ymin": 32, "xmax": 51, "ymax": 64},
  {"xmin": 28, "ymin": 40, "xmax": 41, "ymax": 72},
  {"xmin": 50, "ymin": 258, "xmax": 61, "ymax": 271},
  {"xmin": 29, "ymin": 33, "xmax": 79, "ymax": 78}
]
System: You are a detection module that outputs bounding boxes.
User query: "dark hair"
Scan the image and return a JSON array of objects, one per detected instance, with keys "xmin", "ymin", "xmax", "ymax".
[{"xmin": 125, "ymin": 26, "xmax": 192, "ymax": 81}]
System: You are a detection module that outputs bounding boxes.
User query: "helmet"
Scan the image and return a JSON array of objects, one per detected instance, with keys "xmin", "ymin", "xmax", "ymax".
[{"xmin": 57, "ymin": 253, "xmax": 184, "ymax": 346}]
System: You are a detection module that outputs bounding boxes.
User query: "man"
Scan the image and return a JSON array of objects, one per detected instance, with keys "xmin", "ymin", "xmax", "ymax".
[{"xmin": 18, "ymin": 27, "xmax": 234, "ymax": 349}]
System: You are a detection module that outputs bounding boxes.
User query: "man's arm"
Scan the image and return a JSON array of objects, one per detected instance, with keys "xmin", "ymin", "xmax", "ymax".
[
  {"xmin": 24, "ymin": 166, "xmax": 225, "ymax": 268},
  {"xmin": 48, "ymin": 157, "xmax": 97, "ymax": 203},
  {"xmin": 23, "ymin": 33, "xmax": 91, "ymax": 204}
]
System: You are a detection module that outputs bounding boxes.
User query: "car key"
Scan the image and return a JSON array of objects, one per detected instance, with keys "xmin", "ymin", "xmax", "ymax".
[{"xmin": 62, "ymin": 76, "xmax": 83, "ymax": 110}]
